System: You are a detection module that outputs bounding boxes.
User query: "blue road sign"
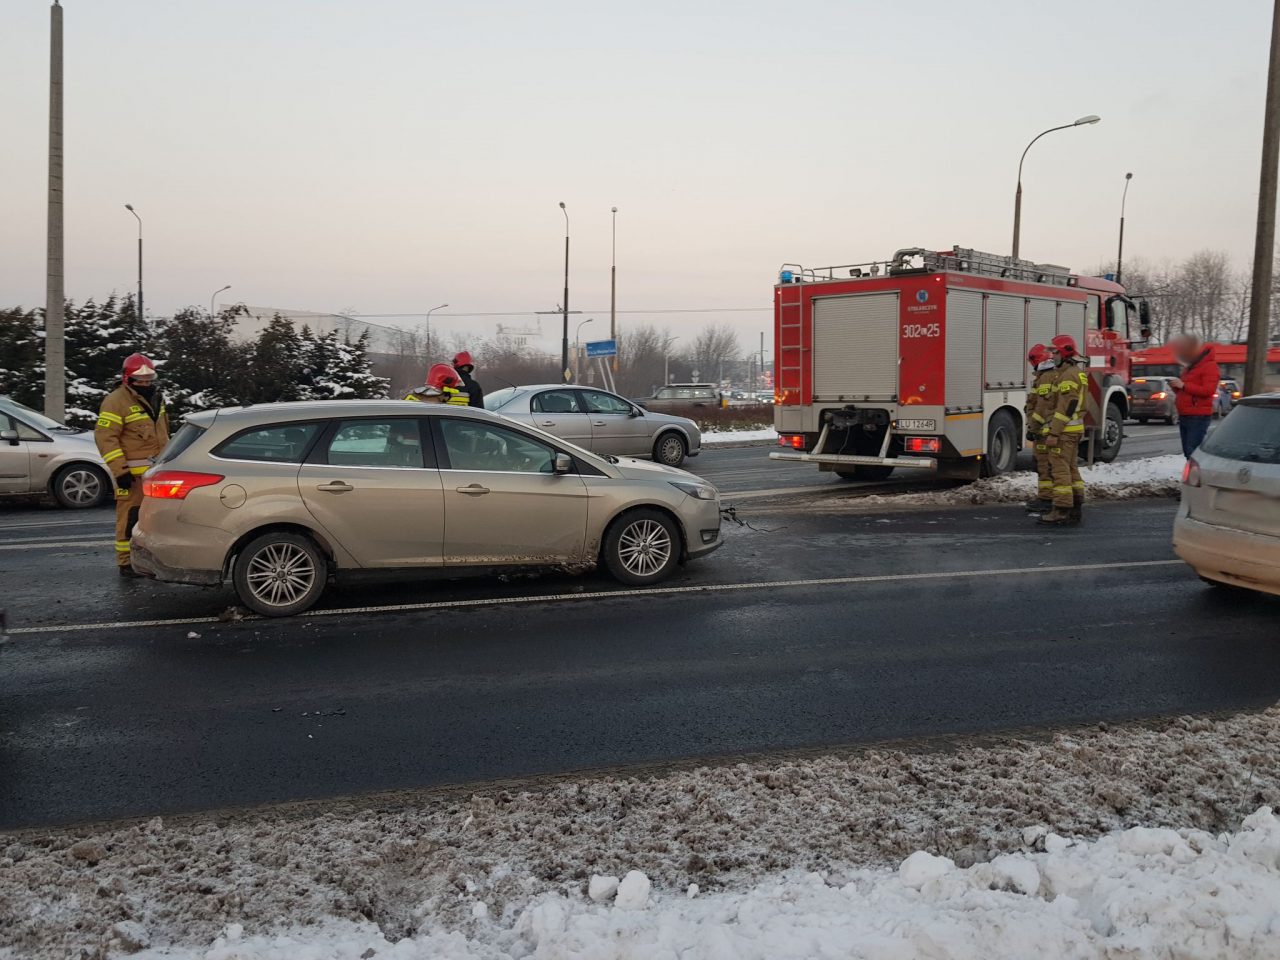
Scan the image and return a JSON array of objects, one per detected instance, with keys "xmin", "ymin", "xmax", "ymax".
[{"xmin": 586, "ymin": 339, "xmax": 617, "ymax": 358}]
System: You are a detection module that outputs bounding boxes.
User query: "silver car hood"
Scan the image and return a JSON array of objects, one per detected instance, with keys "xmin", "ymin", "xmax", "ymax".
[{"xmin": 611, "ymin": 457, "xmax": 698, "ymax": 482}]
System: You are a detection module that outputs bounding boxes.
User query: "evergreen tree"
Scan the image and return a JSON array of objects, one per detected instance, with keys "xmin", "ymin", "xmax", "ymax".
[
  {"xmin": 250, "ymin": 315, "xmax": 307, "ymax": 404},
  {"xmin": 0, "ymin": 308, "xmax": 43, "ymax": 407},
  {"xmin": 152, "ymin": 307, "xmax": 251, "ymax": 416},
  {"xmin": 302, "ymin": 330, "xmax": 388, "ymax": 399},
  {"xmin": 63, "ymin": 295, "xmax": 154, "ymax": 426}
]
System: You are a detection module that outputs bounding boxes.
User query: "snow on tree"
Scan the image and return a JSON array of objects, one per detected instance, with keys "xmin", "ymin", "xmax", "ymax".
[{"xmin": 0, "ymin": 308, "xmax": 44, "ymax": 407}]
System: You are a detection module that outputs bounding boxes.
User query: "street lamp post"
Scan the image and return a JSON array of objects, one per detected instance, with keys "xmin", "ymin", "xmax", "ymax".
[
  {"xmin": 124, "ymin": 203, "xmax": 143, "ymax": 321},
  {"xmin": 210, "ymin": 284, "xmax": 231, "ymax": 322},
  {"xmin": 575, "ymin": 318, "xmax": 594, "ymax": 382},
  {"xmin": 425, "ymin": 302, "xmax": 448, "ymax": 356},
  {"xmin": 1116, "ymin": 172, "xmax": 1134, "ymax": 285},
  {"xmin": 559, "ymin": 202, "xmax": 570, "ymax": 382},
  {"xmin": 1011, "ymin": 115, "xmax": 1101, "ymax": 259},
  {"xmin": 610, "ymin": 206, "xmax": 618, "ymax": 349}
]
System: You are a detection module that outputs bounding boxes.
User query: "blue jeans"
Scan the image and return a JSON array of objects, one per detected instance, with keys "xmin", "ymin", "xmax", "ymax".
[{"xmin": 1179, "ymin": 415, "xmax": 1210, "ymax": 458}]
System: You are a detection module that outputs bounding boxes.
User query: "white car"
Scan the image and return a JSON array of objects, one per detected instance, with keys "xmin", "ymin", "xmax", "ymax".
[
  {"xmin": 0, "ymin": 396, "xmax": 112, "ymax": 508},
  {"xmin": 1173, "ymin": 395, "xmax": 1280, "ymax": 596}
]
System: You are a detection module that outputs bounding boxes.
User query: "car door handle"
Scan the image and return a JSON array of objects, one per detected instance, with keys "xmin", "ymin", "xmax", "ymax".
[
  {"xmin": 540, "ymin": 420, "xmax": 556, "ymax": 427},
  {"xmin": 316, "ymin": 481, "xmax": 353, "ymax": 493},
  {"xmin": 592, "ymin": 420, "xmax": 607, "ymax": 426},
  {"xmin": 456, "ymin": 484, "xmax": 490, "ymax": 496}
]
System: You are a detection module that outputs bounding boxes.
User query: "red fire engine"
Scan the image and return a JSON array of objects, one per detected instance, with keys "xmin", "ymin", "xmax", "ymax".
[{"xmin": 771, "ymin": 246, "xmax": 1148, "ymax": 480}]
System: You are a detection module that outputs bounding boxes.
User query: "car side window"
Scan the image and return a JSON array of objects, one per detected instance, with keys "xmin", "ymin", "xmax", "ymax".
[
  {"xmin": 531, "ymin": 390, "xmax": 582, "ymax": 414},
  {"xmin": 325, "ymin": 419, "xmax": 426, "ymax": 468},
  {"xmin": 581, "ymin": 391, "xmax": 632, "ymax": 415},
  {"xmin": 13, "ymin": 418, "xmax": 45, "ymax": 441},
  {"xmin": 214, "ymin": 422, "xmax": 322, "ymax": 463},
  {"xmin": 439, "ymin": 419, "xmax": 557, "ymax": 473}
]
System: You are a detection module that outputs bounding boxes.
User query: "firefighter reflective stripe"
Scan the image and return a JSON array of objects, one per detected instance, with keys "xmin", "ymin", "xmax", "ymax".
[
  {"xmin": 114, "ymin": 540, "xmax": 130, "ymax": 553},
  {"xmin": 97, "ymin": 412, "xmax": 123, "ymax": 428},
  {"xmin": 1054, "ymin": 412, "xmax": 1070, "ymax": 421},
  {"xmin": 102, "ymin": 448, "xmax": 124, "ymax": 463},
  {"xmin": 1031, "ymin": 412, "xmax": 1045, "ymax": 424},
  {"xmin": 129, "ymin": 466, "xmax": 149, "ymax": 476},
  {"xmin": 124, "ymin": 411, "xmax": 150, "ymax": 423},
  {"xmin": 443, "ymin": 388, "xmax": 469, "ymax": 406}
]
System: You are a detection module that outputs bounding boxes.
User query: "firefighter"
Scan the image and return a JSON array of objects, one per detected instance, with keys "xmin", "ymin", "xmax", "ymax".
[
  {"xmin": 1023, "ymin": 343, "xmax": 1055, "ymax": 514},
  {"xmin": 452, "ymin": 351, "xmax": 485, "ymax": 408},
  {"xmin": 1038, "ymin": 334, "xmax": 1089, "ymax": 526},
  {"xmin": 95, "ymin": 353, "xmax": 170, "ymax": 575},
  {"xmin": 403, "ymin": 363, "xmax": 470, "ymax": 405}
]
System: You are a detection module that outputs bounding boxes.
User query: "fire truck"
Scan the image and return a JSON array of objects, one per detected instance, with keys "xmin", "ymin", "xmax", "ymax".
[{"xmin": 771, "ymin": 246, "xmax": 1149, "ymax": 480}]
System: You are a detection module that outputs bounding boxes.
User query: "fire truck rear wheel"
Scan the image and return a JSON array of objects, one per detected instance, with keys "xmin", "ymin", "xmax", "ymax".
[
  {"xmin": 981, "ymin": 410, "xmax": 1018, "ymax": 478},
  {"xmin": 1093, "ymin": 402, "xmax": 1124, "ymax": 464},
  {"xmin": 836, "ymin": 466, "xmax": 895, "ymax": 481}
]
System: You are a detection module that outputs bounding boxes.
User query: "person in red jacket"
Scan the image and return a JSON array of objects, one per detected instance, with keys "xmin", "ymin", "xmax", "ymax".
[{"xmin": 1168, "ymin": 334, "xmax": 1220, "ymax": 458}]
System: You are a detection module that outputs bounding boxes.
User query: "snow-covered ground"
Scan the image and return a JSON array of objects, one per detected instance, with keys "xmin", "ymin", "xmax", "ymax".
[
  {"xmin": 701, "ymin": 427, "xmax": 775, "ymax": 444},
  {"xmin": 127, "ymin": 805, "xmax": 1280, "ymax": 958},
  {"xmin": 4, "ymin": 706, "xmax": 1277, "ymax": 959}
]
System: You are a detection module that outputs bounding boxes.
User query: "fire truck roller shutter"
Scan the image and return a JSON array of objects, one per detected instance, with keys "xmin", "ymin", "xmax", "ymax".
[
  {"xmin": 812, "ymin": 293, "xmax": 899, "ymax": 401},
  {"xmin": 1057, "ymin": 300, "xmax": 1086, "ymax": 345},
  {"xmin": 984, "ymin": 295, "xmax": 1026, "ymax": 389},
  {"xmin": 945, "ymin": 289, "xmax": 982, "ymax": 409},
  {"xmin": 1027, "ymin": 300, "xmax": 1057, "ymax": 365}
]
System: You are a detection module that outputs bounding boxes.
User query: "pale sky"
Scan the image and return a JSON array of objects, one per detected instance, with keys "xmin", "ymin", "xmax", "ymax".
[{"xmin": 1, "ymin": 0, "xmax": 1274, "ymax": 353}]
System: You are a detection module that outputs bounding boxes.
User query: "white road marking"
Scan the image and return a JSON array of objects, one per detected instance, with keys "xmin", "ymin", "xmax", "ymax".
[
  {"xmin": 0, "ymin": 539, "xmax": 106, "ymax": 550},
  {"xmin": 0, "ymin": 516, "xmax": 113, "ymax": 530},
  {"xmin": 4, "ymin": 559, "xmax": 1186, "ymax": 635}
]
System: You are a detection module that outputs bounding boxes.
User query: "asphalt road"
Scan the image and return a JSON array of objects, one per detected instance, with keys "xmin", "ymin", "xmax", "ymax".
[{"xmin": 2, "ymin": 483, "xmax": 1277, "ymax": 830}]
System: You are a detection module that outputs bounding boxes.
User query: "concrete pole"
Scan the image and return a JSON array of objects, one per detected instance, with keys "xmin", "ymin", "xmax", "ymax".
[
  {"xmin": 610, "ymin": 206, "xmax": 618, "ymax": 373},
  {"xmin": 559, "ymin": 202, "xmax": 570, "ymax": 382},
  {"xmin": 1245, "ymin": 0, "xmax": 1280, "ymax": 397},
  {"xmin": 44, "ymin": 1, "xmax": 65, "ymax": 421}
]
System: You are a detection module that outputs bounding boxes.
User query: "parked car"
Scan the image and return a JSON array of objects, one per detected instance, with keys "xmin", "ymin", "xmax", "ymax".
[
  {"xmin": 129, "ymin": 401, "xmax": 723, "ymax": 616},
  {"xmin": 0, "ymin": 395, "xmax": 111, "ymax": 508},
  {"xmin": 1127, "ymin": 377, "xmax": 1178, "ymax": 425},
  {"xmin": 1173, "ymin": 395, "xmax": 1280, "ymax": 597},
  {"xmin": 639, "ymin": 383, "xmax": 721, "ymax": 413},
  {"xmin": 1215, "ymin": 379, "xmax": 1242, "ymax": 418},
  {"xmin": 485, "ymin": 385, "xmax": 701, "ymax": 467}
]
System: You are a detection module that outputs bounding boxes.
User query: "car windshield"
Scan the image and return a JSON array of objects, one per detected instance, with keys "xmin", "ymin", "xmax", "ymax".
[
  {"xmin": 483, "ymin": 387, "xmax": 523, "ymax": 411},
  {"xmin": 0, "ymin": 396, "xmax": 77, "ymax": 433},
  {"xmin": 1200, "ymin": 404, "xmax": 1280, "ymax": 464}
]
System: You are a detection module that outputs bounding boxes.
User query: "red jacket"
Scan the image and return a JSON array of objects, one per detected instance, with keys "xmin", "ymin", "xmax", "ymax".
[{"xmin": 1174, "ymin": 346, "xmax": 1220, "ymax": 417}]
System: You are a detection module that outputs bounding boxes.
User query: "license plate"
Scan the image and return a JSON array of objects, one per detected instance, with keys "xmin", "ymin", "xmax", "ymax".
[{"xmin": 896, "ymin": 418, "xmax": 936, "ymax": 431}]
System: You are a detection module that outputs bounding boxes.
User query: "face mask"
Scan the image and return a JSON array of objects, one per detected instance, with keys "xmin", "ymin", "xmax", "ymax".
[
  {"xmin": 1036, "ymin": 359, "xmax": 1055, "ymax": 372},
  {"xmin": 132, "ymin": 382, "xmax": 157, "ymax": 398}
]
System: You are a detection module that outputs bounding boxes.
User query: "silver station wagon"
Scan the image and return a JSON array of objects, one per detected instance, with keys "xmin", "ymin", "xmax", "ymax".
[{"xmin": 130, "ymin": 400, "xmax": 723, "ymax": 616}]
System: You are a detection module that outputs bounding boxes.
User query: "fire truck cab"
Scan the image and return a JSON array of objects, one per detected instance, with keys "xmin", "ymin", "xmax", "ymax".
[{"xmin": 772, "ymin": 246, "xmax": 1145, "ymax": 481}]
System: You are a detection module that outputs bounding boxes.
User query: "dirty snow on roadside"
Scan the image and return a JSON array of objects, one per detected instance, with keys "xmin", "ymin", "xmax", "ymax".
[
  {"xmin": 129, "ymin": 805, "xmax": 1280, "ymax": 959},
  {"xmin": 3, "ymin": 706, "xmax": 1277, "ymax": 959},
  {"xmin": 701, "ymin": 427, "xmax": 775, "ymax": 444}
]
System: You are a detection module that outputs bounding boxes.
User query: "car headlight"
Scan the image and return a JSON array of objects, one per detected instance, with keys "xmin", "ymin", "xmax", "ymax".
[{"xmin": 670, "ymin": 480, "xmax": 717, "ymax": 500}]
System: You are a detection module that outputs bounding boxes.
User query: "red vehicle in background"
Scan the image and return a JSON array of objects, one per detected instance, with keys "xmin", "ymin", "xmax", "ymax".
[
  {"xmin": 771, "ymin": 246, "xmax": 1149, "ymax": 481},
  {"xmin": 1130, "ymin": 343, "xmax": 1280, "ymax": 391}
]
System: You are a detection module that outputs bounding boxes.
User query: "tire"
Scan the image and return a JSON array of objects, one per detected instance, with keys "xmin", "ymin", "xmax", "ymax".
[
  {"xmin": 981, "ymin": 410, "xmax": 1018, "ymax": 478},
  {"xmin": 1165, "ymin": 413, "xmax": 1178, "ymax": 426},
  {"xmin": 1136, "ymin": 417, "xmax": 1149, "ymax": 425},
  {"xmin": 232, "ymin": 531, "xmax": 327, "ymax": 617},
  {"xmin": 602, "ymin": 509, "xmax": 682, "ymax": 586},
  {"xmin": 1093, "ymin": 402, "xmax": 1124, "ymax": 464},
  {"xmin": 52, "ymin": 463, "xmax": 110, "ymax": 509},
  {"xmin": 653, "ymin": 432, "xmax": 687, "ymax": 467},
  {"xmin": 836, "ymin": 465, "xmax": 895, "ymax": 481}
]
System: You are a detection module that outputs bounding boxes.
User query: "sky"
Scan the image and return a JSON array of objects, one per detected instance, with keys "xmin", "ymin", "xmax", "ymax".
[{"xmin": 1, "ymin": 0, "xmax": 1274, "ymax": 355}]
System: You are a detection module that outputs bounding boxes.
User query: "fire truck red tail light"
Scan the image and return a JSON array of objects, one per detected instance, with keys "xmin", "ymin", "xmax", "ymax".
[
  {"xmin": 1182, "ymin": 458, "xmax": 1201, "ymax": 488},
  {"xmin": 904, "ymin": 437, "xmax": 941, "ymax": 454},
  {"xmin": 778, "ymin": 434, "xmax": 805, "ymax": 449},
  {"xmin": 142, "ymin": 471, "xmax": 225, "ymax": 500}
]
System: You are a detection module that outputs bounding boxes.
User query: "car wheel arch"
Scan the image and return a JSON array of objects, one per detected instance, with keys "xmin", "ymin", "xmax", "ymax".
[{"xmin": 222, "ymin": 522, "xmax": 337, "ymax": 580}]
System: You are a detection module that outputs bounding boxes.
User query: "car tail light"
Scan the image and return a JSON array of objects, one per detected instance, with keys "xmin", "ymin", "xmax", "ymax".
[
  {"xmin": 142, "ymin": 470, "xmax": 224, "ymax": 500},
  {"xmin": 1150, "ymin": 391, "xmax": 1167, "ymax": 399},
  {"xmin": 1182, "ymin": 458, "xmax": 1201, "ymax": 488},
  {"xmin": 904, "ymin": 437, "xmax": 941, "ymax": 454},
  {"xmin": 1232, "ymin": 391, "xmax": 1242, "ymax": 399},
  {"xmin": 778, "ymin": 434, "xmax": 805, "ymax": 449},
  {"xmin": 1133, "ymin": 378, "xmax": 1147, "ymax": 383}
]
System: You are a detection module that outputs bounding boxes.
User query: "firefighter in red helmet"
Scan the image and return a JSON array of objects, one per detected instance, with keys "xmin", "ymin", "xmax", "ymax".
[
  {"xmin": 95, "ymin": 353, "xmax": 170, "ymax": 575},
  {"xmin": 1038, "ymin": 334, "xmax": 1089, "ymax": 526},
  {"xmin": 1023, "ymin": 344, "xmax": 1056, "ymax": 515},
  {"xmin": 452, "ymin": 351, "xmax": 484, "ymax": 408},
  {"xmin": 404, "ymin": 363, "xmax": 470, "ymax": 405}
]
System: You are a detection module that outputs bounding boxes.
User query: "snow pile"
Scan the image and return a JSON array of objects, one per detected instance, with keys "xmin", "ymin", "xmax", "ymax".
[
  {"xmin": 130, "ymin": 808, "xmax": 1280, "ymax": 959},
  {"xmin": 701, "ymin": 427, "xmax": 775, "ymax": 444},
  {"xmin": 4, "ymin": 707, "xmax": 1278, "ymax": 959}
]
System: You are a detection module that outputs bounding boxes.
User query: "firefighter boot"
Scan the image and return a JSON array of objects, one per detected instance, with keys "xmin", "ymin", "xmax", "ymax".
[
  {"xmin": 1068, "ymin": 493, "xmax": 1084, "ymax": 526},
  {"xmin": 1024, "ymin": 498, "xmax": 1053, "ymax": 514},
  {"xmin": 1037, "ymin": 506, "xmax": 1074, "ymax": 526}
]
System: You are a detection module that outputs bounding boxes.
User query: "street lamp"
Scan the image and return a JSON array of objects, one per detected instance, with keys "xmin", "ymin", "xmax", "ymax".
[
  {"xmin": 425, "ymin": 302, "xmax": 448, "ymax": 356},
  {"xmin": 559, "ymin": 202, "xmax": 570, "ymax": 382},
  {"xmin": 575, "ymin": 318, "xmax": 594, "ymax": 381},
  {"xmin": 210, "ymin": 284, "xmax": 231, "ymax": 322},
  {"xmin": 124, "ymin": 204, "xmax": 143, "ymax": 321},
  {"xmin": 610, "ymin": 206, "xmax": 618, "ymax": 346},
  {"xmin": 1116, "ymin": 172, "xmax": 1134, "ymax": 285},
  {"xmin": 1011, "ymin": 115, "xmax": 1100, "ymax": 259},
  {"xmin": 662, "ymin": 336, "xmax": 680, "ymax": 388}
]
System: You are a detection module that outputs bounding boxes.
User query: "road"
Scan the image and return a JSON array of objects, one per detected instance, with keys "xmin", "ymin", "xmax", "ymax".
[{"xmin": 2, "ymin": 432, "xmax": 1276, "ymax": 829}]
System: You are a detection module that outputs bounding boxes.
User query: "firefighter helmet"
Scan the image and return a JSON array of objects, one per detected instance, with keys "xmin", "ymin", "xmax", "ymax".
[
  {"xmin": 1050, "ymin": 334, "xmax": 1079, "ymax": 358},
  {"xmin": 453, "ymin": 351, "xmax": 475, "ymax": 371},
  {"xmin": 426, "ymin": 363, "xmax": 460, "ymax": 392},
  {"xmin": 122, "ymin": 352, "xmax": 157, "ymax": 382},
  {"xmin": 1028, "ymin": 343, "xmax": 1049, "ymax": 366}
]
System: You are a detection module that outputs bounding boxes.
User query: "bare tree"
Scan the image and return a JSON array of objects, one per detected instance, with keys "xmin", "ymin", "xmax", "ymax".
[
  {"xmin": 615, "ymin": 324, "xmax": 671, "ymax": 397},
  {"xmin": 685, "ymin": 323, "xmax": 740, "ymax": 384}
]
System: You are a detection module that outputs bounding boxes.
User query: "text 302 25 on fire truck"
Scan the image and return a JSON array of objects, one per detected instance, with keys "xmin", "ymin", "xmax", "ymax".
[{"xmin": 771, "ymin": 246, "xmax": 1151, "ymax": 481}]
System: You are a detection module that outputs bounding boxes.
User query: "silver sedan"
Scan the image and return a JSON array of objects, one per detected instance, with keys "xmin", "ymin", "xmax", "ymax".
[
  {"xmin": 485, "ymin": 385, "xmax": 701, "ymax": 466},
  {"xmin": 0, "ymin": 395, "xmax": 112, "ymax": 508}
]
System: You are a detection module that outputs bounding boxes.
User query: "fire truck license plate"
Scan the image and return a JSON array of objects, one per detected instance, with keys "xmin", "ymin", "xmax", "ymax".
[{"xmin": 897, "ymin": 418, "xmax": 936, "ymax": 431}]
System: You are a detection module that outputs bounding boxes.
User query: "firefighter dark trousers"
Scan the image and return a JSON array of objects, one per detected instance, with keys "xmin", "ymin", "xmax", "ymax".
[
  {"xmin": 114, "ymin": 480, "xmax": 144, "ymax": 567},
  {"xmin": 1033, "ymin": 442, "xmax": 1053, "ymax": 502},
  {"xmin": 1047, "ymin": 434, "xmax": 1084, "ymax": 509}
]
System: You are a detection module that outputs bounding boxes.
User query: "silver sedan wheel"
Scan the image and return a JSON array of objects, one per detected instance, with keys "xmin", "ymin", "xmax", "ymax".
[
  {"xmin": 655, "ymin": 433, "xmax": 685, "ymax": 466},
  {"xmin": 60, "ymin": 468, "xmax": 103, "ymax": 506},
  {"xmin": 245, "ymin": 542, "xmax": 318, "ymax": 610},
  {"xmin": 617, "ymin": 518, "xmax": 673, "ymax": 578}
]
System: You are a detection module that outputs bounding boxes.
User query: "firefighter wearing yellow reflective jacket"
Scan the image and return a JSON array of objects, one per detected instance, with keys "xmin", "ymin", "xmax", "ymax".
[
  {"xmin": 95, "ymin": 353, "xmax": 170, "ymax": 575},
  {"xmin": 403, "ymin": 363, "xmax": 470, "ymax": 406},
  {"xmin": 1038, "ymin": 334, "xmax": 1089, "ymax": 526},
  {"xmin": 1023, "ymin": 343, "xmax": 1056, "ymax": 515}
]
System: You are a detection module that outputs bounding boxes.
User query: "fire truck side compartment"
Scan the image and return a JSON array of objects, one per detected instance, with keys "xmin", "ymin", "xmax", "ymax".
[
  {"xmin": 984, "ymin": 295, "xmax": 1026, "ymax": 389},
  {"xmin": 1028, "ymin": 299, "xmax": 1057, "ymax": 355},
  {"xmin": 812, "ymin": 293, "xmax": 899, "ymax": 401},
  {"xmin": 945, "ymin": 289, "xmax": 982, "ymax": 409}
]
